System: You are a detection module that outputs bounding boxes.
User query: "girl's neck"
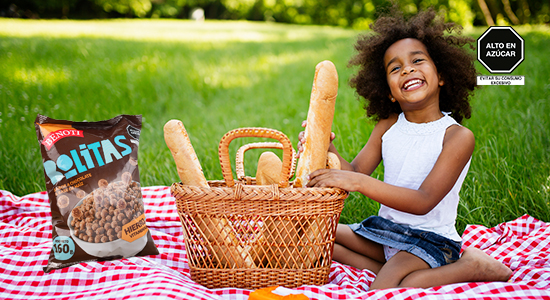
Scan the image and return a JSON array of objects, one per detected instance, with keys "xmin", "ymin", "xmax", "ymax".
[{"xmin": 402, "ymin": 106, "xmax": 444, "ymax": 124}]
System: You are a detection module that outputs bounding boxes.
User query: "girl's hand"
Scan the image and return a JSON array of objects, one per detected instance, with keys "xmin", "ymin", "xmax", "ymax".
[
  {"xmin": 296, "ymin": 120, "xmax": 336, "ymax": 159},
  {"xmin": 305, "ymin": 168, "xmax": 361, "ymax": 192}
]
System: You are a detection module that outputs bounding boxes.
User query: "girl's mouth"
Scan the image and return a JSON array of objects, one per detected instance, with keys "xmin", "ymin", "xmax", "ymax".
[{"xmin": 402, "ymin": 79, "xmax": 424, "ymax": 91}]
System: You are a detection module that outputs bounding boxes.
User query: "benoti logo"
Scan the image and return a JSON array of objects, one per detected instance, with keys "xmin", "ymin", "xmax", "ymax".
[{"xmin": 37, "ymin": 123, "xmax": 83, "ymax": 150}]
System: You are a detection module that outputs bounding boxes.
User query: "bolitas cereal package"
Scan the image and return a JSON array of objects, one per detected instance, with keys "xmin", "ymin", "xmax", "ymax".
[{"xmin": 35, "ymin": 114, "xmax": 159, "ymax": 273}]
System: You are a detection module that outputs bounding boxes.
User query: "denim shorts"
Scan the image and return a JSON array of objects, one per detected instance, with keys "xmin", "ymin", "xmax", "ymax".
[{"xmin": 348, "ymin": 216, "xmax": 462, "ymax": 268}]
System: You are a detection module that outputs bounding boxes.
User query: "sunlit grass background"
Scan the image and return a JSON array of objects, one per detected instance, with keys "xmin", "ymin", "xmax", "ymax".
[{"xmin": 1, "ymin": 19, "xmax": 549, "ymax": 234}]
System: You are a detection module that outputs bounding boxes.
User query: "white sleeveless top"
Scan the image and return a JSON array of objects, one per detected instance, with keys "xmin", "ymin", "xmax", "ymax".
[{"xmin": 378, "ymin": 112, "xmax": 470, "ymax": 242}]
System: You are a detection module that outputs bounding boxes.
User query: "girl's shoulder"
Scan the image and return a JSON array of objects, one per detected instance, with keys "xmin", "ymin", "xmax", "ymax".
[
  {"xmin": 443, "ymin": 123, "xmax": 475, "ymax": 154},
  {"xmin": 368, "ymin": 113, "xmax": 399, "ymax": 141},
  {"xmin": 374, "ymin": 113, "xmax": 399, "ymax": 134},
  {"xmin": 445, "ymin": 123, "xmax": 474, "ymax": 142},
  {"xmin": 369, "ymin": 114, "xmax": 399, "ymax": 143}
]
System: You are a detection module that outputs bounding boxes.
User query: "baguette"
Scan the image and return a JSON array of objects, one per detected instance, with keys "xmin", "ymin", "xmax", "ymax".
[
  {"xmin": 256, "ymin": 151, "xmax": 282, "ymax": 186},
  {"xmin": 164, "ymin": 119, "xmax": 254, "ymax": 268},
  {"xmin": 255, "ymin": 151, "xmax": 281, "ymax": 267},
  {"xmin": 202, "ymin": 219, "xmax": 256, "ymax": 268},
  {"xmin": 163, "ymin": 119, "xmax": 209, "ymax": 187},
  {"xmin": 255, "ymin": 151, "xmax": 302, "ymax": 268},
  {"xmin": 294, "ymin": 60, "xmax": 338, "ymax": 187},
  {"xmin": 326, "ymin": 151, "xmax": 341, "ymax": 170},
  {"xmin": 265, "ymin": 216, "xmax": 302, "ymax": 269},
  {"xmin": 299, "ymin": 216, "xmax": 328, "ymax": 268},
  {"xmin": 297, "ymin": 152, "xmax": 340, "ymax": 267}
]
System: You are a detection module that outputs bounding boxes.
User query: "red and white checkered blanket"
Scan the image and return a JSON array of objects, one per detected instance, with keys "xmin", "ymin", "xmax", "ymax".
[{"xmin": 1, "ymin": 186, "xmax": 549, "ymax": 299}]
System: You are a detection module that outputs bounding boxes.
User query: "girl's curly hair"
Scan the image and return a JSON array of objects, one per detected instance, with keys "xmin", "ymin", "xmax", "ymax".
[{"xmin": 348, "ymin": 8, "xmax": 478, "ymax": 124}]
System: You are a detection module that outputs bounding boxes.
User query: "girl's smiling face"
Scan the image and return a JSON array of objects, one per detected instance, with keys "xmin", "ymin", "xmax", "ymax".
[{"xmin": 384, "ymin": 38, "xmax": 444, "ymax": 112}]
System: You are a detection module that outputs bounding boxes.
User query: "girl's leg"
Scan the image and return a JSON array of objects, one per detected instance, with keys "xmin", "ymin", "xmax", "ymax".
[
  {"xmin": 332, "ymin": 224, "xmax": 386, "ymax": 273},
  {"xmin": 366, "ymin": 248, "xmax": 512, "ymax": 290},
  {"xmin": 370, "ymin": 250, "xmax": 430, "ymax": 289},
  {"xmin": 334, "ymin": 226, "xmax": 512, "ymax": 289},
  {"xmin": 398, "ymin": 247, "xmax": 512, "ymax": 288}
]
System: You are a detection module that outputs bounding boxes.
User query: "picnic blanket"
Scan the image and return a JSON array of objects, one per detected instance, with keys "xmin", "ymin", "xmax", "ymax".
[{"xmin": 1, "ymin": 186, "xmax": 549, "ymax": 300}]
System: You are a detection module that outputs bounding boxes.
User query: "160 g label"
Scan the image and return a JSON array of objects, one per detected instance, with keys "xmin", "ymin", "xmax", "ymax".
[{"xmin": 53, "ymin": 236, "xmax": 76, "ymax": 260}]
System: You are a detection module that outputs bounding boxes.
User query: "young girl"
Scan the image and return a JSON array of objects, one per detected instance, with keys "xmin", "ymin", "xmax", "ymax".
[{"xmin": 299, "ymin": 8, "xmax": 512, "ymax": 289}]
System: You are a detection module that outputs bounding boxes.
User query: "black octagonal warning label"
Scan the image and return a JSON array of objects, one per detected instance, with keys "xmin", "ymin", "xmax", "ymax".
[{"xmin": 477, "ymin": 26, "xmax": 524, "ymax": 74}]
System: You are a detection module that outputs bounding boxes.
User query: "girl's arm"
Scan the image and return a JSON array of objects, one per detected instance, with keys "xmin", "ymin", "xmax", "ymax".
[
  {"xmin": 346, "ymin": 115, "xmax": 397, "ymax": 175},
  {"xmin": 307, "ymin": 124, "xmax": 475, "ymax": 215},
  {"xmin": 298, "ymin": 115, "xmax": 397, "ymax": 175}
]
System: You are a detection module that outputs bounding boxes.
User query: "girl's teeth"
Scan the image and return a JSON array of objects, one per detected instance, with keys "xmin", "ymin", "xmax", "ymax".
[{"xmin": 404, "ymin": 80, "xmax": 422, "ymax": 90}]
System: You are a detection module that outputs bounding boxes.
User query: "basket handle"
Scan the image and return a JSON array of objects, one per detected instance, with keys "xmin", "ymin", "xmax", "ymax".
[
  {"xmin": 235, "ymin": 142, "xmax": 296, "ymax": 180},
  {"xmin": 219, "ymin": 128, "xmax": 294, "ymax": 188}
]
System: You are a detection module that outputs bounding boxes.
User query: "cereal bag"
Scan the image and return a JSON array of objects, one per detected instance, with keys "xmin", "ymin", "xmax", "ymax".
[{"xmin": 35, "ymin": 114, "xmax": 159, "ymax": 273}]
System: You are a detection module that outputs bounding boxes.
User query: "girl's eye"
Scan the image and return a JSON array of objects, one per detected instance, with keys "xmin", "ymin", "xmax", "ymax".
[
  {"xmin": 389, "ymin": 66, "xmax": 400, "ymax": 73},
  {"xmin": 413, "ymin": 58, "xmax": 425, "ymax": 63}
]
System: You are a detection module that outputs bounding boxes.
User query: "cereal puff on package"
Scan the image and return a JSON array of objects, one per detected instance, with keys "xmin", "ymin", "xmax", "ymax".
[{"xmin": 35, "ymin": 114, "xmax": 159, "ymax": 273}]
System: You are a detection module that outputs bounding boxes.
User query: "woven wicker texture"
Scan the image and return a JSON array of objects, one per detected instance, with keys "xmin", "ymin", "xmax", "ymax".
[
  {"xmin": 235, "ymin": 142, "xmax": 296, "ymax": 182},
  {"xmin": 172, "ymin": 128, "xmax": 348, "ymax": 289}
]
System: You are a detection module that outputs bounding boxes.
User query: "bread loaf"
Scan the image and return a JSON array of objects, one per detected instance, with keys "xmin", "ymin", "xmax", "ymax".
[
  {"xmin": 255, "ymin": 151, "xmax": 302, "ymax": 268},
  {"xmin": 326, "ymin": 152, "xmax": 341, "ymax": 170},
  {"xmin": 200, "ymin": 219, "xmax": 256, "ymax": 268},
  {"xmin": 299, "ymin": 216, "xmax": 327, "ymax": 268},
  {"xmin": 264, "ymin": 216, "xmax": 302, "ymax": 269},
  {"xmin": 294, "ymin": 60, "xmax": 338, "ymax": 187},
  {"xmin": 294, "ymin": 152, "xmax": 340, "ymax": 268},
  {"xmin": 164, "ymin": 119, "xmax": 209, "ymax": 187},
  {"xmin": 164, "ymin": 119, "xmax": 254, "ymax": 268},
  {"xmin": 256, "ymin": 151, "xmax": 282, "ymax": 185}
]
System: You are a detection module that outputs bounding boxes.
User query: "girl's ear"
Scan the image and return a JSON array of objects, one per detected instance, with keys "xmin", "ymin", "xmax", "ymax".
[
  {"xmin": 438, "ymin": 74, "xmax": 445, "ymax": 86},
  {"xmin": 389, "ymin": 95, "xmax": 396, "ymax": 102}
]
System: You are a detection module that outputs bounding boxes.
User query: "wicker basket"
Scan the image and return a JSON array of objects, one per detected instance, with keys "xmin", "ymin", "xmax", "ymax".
[{"xmin": 171, "ymin": 127, "xmax": 348, "ymax": 289}]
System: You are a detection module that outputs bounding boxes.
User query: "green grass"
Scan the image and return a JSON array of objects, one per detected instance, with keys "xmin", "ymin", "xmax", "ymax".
[{"xmin": 1, "ymin": 19, "xmax": 549, "ymax": 234}]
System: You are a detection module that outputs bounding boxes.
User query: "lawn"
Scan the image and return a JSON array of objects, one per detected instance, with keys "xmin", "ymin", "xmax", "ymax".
[{"xmin": 0, "ymin": 19, "xmax": 548, "ymax": 233}]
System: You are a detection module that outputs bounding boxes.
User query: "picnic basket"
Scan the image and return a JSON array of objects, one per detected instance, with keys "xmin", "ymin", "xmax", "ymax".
[{"xmin": 171, "ymin": 127, "xmax": 348, "ymax": 289}]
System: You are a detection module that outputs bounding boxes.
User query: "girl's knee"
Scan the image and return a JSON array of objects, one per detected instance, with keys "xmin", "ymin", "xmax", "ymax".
[
  {"xmin": 371, "ymin": 251, "xmax": 430, "ymax": 289},
  {"xmin": 331, "ymin": 243, "xmax": 345, "ymax": 261},
  {"xmin": 398, "ymin": 272, "xmax": 430, "ymax": 287},
  {"xmin": 335, "ymin": 224, "xmax": 351, "ymax": 243}
]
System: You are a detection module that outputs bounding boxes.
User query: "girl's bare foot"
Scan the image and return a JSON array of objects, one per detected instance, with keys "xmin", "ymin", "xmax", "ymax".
[{"xmin": 460, "ymin": 247, "xmax": 512, "ymax": 282}]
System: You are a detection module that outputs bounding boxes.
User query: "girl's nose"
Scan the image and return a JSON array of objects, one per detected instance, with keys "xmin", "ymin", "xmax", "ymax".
[{"xmin": 402, "ymin": 66, "xmax": 416, "ymax": 74}]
